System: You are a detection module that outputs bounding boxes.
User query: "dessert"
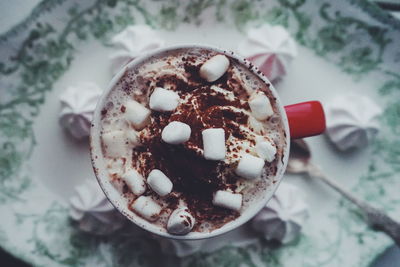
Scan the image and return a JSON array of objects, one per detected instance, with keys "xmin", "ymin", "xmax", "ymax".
[
  {"xmin": 325, "ymin": 94, "xmax": 382, "ymax": 151},
  {"xmin": 251, "ymin": 182, "xmax": 309, "ymax": 244},
  {"xmin": 237, "ymin": 24, "xmax": 297, "ymax": 82},
  {"xmin": 69, "ymin": 178, "xmax": 126, "ymax": 235},
  {"xmin": 59, "ymin": 82, "xmax": 102, "ymax": 139},
  {"xmin": 109, "ymin": 25, "xmax": 165, "ymax": 74},
  {"xmin": 157, "ymin": 238, "xmax": 206, "ymax": 257},
  {"xmin": 99, "ymin": 47, "xmax": 286, "ymax": 235}
]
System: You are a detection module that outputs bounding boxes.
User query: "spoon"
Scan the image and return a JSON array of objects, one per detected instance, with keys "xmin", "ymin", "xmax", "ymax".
[{"xmin": 286, "ymin": 139, "xmax": 400, "ymax": 246}]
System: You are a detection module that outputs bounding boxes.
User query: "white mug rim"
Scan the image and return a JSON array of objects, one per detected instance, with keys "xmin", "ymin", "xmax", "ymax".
[{"xmin": 90, "ymin": 44, "xmax": 291, "ymax": 240}]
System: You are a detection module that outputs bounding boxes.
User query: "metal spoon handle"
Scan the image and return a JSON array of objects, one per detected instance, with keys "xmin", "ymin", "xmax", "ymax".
[{"xmin": 307, "ymin": 163, "xmax": 400, "ymax": 246}]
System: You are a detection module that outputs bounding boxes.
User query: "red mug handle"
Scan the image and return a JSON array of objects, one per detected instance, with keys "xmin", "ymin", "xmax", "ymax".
[{"xmin": 284, "ymin": 101, "xmax": 326, "ymax": 139}]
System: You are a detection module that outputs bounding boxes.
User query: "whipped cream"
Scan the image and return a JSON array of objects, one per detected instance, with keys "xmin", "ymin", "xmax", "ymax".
[
  {"xmin": 110, "ymin": 25, "xmax": 165, "ymax": 74},
  {"xmin": 59, "ymin": 82, "xmax": 102, "ymax": 139},
  {"xmin": 237, "ymin": 24, "xmax": 297, "ymax": 82},
  {"xmin": 100, "ymin": 48, "xmax": 286, "ymax": 235},
  {"xmin": 69, "ymin": 178, "xmax": 126, "ymax": 235},
  {"xmin": 154, "ymin": 84, "xmax": 279, "ymax": 166},
  {"xmin": 251, "ymin": 182, "xmax": 309, "ymax": 244},
  {"xmin": 325, "ymin": 94, "xmax": 382, "ymax": 151}
]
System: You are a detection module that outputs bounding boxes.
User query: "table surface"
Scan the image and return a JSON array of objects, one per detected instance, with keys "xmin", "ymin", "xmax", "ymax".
[{"xmin": 0, "ymin": 1, "xmax": 399, "ymax": 267}]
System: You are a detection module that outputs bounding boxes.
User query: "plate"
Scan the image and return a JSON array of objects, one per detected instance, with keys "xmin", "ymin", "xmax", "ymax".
[{"xmin": 1, "ymin": 0, "xmax": 400, "ymax": 266}]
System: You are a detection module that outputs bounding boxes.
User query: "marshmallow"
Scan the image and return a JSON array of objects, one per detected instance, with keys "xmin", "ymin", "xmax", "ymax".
[
  {"xmin": 248, "ymin": 116, "xmax": 265, "ymax": 135},
  {"xmin": 149, "ymin": 87, "xmax": 180, "ymax": 112},
  {"xmin": 102, "ymin": 130, "xmax": 127, "ymax": 158},
  {"xmin": 235, "ymin": 154, "xmax": 265, "ymax": 179},
  {"xmin": 255, "ymin": 137, "xmax": 277, "ymax": 162},
  {"xmin": 249, "ymin": 92, "xmax": 273, "ymax": 121},
  {"xmin": 126, "ymin": 130, "xmax": 140, "ymax": 147},
  {"xmin": 167, "ymin": 207, "xmax": 195, "ymax": 235},
  {"xmin": 199, "ymin": 55, "xmax": 230, "ymax": 82},
  {"xmin": 212, "ymin": 190, "xmax": 242, "ymax": 211},
  {"xmin": 107, "ymin": 158, "xmax": 125, "ymax": 177},
  {"xmin": 147, "ymin": 169, "xmax": 173, "ymax": 196},
  {"xmin": 125, "ymin": 100, "xmax": 151, "ymax": 130},
  {"xmin": 131, "ymin": 196, "xmax": 162, "ymax": 221},
  {"xmin": 162, "ymin": 121, "xmax": 191, "ymax": 145},
  {"xmin": 202, "ymin": 128, "xmax": 226, "ymax": 160},
  {"xmin": 122, "ymin": 169, "xmax": 146, "ymax": 195}
]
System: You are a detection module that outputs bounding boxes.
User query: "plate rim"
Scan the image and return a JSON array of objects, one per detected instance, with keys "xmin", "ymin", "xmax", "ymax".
[{"xmin": 1, "ymin": 0, "xmax": 400, "ymax": 42}]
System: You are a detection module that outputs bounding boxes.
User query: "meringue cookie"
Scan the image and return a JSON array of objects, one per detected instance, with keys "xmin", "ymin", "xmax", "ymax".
[
  {"xmin": 325, "ymin": 94, "xmax": 382, "ymax": 151},
  {"xmin": 59, "ymin": 82, "xmax": 102, "ymax": 139},
  {"xmin": 237, "ymin": 24, "xmax": 297, "ymax": 82},
  {"xmin": 251, "ymin": 182, "xmax": 309, "ymax": 244},
  {"xmin": 69, "ymin": 178, "xmax": 126, "ymax": 235},
  {"xmin": 158, "ymin": 238, "xmax": 206, "ymax": 257},
  {"xmin": 110, "ymin": 25, "xmax": 165, "ymax": 74}
]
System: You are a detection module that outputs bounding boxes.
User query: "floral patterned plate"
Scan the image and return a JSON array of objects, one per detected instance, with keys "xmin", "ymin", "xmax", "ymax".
[{"xmin": 1, "ymin": 0, "xmax": 399, "ymax": 266}]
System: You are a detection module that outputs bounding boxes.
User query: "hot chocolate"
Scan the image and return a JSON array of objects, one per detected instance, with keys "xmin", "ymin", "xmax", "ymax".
[{"xmin": 98, "ymin": 47, "xmax": 286, "ymax": 235}]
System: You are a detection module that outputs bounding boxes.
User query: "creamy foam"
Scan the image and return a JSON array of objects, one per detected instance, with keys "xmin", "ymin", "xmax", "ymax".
[{"xmin": 99, "ymin": 48, "xmax": 286, "ymax": 234}]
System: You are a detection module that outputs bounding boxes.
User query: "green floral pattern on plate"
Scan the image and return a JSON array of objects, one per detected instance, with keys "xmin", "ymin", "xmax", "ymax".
[{"xmin": 0, "ymin": 0, "xmax": 399, "ymax": 266}]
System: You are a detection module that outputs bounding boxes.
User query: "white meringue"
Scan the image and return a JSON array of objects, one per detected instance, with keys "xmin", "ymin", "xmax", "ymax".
[
  {"xmin": 158, "ymin": 238, "xmax": 206, "ymax": 257},
  {"xmin": 69, "ymin": 178, "xmax": 126, "ymax": 235},
  {"xmin": 325, "ymin": 94, "xmax": 382, "ymax": 151},
  {"xmin": 237, "ymin": 24, "xmax": 297, "ymax": 82},
  {"xmin": 110, "ymin": 25, "xmax": 165, "ymax": 74},
  {"xmin": 251, "ymin": 182, "xmax": 309, "ymax": 244},
  {"xmin": 59, "ymin": 82, "xmax": 102, "ymax": 139}
]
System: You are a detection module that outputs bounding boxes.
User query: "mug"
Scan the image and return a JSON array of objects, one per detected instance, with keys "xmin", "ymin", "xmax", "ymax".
[{"xmin": 90, "ymin": 44, "xmax": 325, "ymax": 240}]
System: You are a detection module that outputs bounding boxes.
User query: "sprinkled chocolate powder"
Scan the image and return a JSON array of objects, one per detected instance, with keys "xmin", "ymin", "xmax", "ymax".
[
  {"xmin": 100, "ymin": 48, "xmax": 286, "ymax": 233},
  {"xmin": 133, "ymin": 62, "xmax": 263, "ymax": 226}
]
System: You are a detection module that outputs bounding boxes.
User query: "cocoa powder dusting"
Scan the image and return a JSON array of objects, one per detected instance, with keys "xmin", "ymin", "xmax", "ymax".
[
  {"xmin": 101, "ymin": 50, "xmax": 286, "ymax": 232},
  {"xmin": 120, "ymin": 105, "xmax": 126, "ymax": 113},
  {"xmin": 132, "ymin": 61, "xmax": 263, "ymax": 225}
]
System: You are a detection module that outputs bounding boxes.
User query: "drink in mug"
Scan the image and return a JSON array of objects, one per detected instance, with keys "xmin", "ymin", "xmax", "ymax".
[{"xmin": 91, "ymin": 45, "xmax": 293, "ymax": 239}]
